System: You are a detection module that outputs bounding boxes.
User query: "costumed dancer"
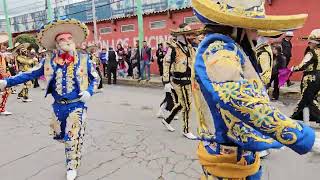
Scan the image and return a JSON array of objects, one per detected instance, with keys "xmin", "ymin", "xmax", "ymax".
[
  {"xmin": 87, "ymin": 45, "xmax": 103, "ymax": 92},
  {"xmin": 0, "ymin": 32, "xmax": 12, "ymax": 116},
  {"xmin": 191, "ymin": 0, "xmax": 320, "ymax": 179},
  {"xmin": 14, "ymin": 42, "xmax": 35, "ymax": 102},
  {"xmin": 291, "ymin": 29, "xmax": 320, "ymax": 126},
  {"xmin": 161, "ymin": 23, "xmax": 197, "ymax": 140},
  {"xmin": 0, "ymin": 19, "xmax": 99, "ymax": 180},
  {"xmin": 255, "ymin": 30, "xmax": 284, "ymax": 85}
]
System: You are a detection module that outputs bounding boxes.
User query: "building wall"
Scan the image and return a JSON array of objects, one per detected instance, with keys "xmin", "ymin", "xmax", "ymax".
[
  {"xmin": 86, "ymin": 9, "xmax": 202, "ymax": 74},
  {"xmin": 265, "ymin": 0, "xmax": 319, "ymax": 80},
  {"xmin": 13, "ymin": 1, "xmax": 319, "ymax": 80}
]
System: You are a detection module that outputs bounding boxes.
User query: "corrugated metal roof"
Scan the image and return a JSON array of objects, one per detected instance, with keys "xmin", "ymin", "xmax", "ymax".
[
  {"xmin": 13, "ymin": 6, "xmax": 192, "ymax": 35},
  {"xmin": 84, "ymin": 6, "xmax": 192, "ymax": 24}
]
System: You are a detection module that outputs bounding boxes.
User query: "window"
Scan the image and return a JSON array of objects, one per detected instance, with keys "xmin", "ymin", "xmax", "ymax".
[
  {"xmin": 100, "ymin": 27, "xmax": 112, "ymax": 34},
  {"xmin": 121, "ymin": 24, "xmax": 135, "ymax": 32},
  {"xmin": 184, "ymin": 16, "xmax": 200, "ymax": 25},
  {"xmin": 150, "ymin": 20, "xmax": 166, "ymax": 30}
]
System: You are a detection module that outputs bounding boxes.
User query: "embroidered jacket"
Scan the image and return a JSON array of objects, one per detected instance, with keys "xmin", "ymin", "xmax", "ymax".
[
  {"xmin": 5, "ymin": 51, "xmax": 99, "ymax": 97},
  {"xmin": 192, "ymin": 33, "xmax": 315, "ymax": 155},
  {"xmin": 293, "ymin": 48, "xmax": 320, "ymax": 73},
  {"xmin": 255, "ymin": 43, "xmax": 273, "ymax": 85},
  {"xmin": 162, "ymin": 40, "xmax": 195, "ymax": 84},
  {"xmin": 16, "ymin": 55, "xmax": 35, "ymax": 72}
]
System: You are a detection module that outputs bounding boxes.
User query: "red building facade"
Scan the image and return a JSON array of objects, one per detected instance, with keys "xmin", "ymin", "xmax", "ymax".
[{"xmin": 13, "ymin": 1, "xmax": 319, "ymax": 80}]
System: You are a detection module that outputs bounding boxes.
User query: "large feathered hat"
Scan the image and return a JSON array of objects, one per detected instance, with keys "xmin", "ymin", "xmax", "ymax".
[
  {"xmin": 37, "ymin": 19, "xmax": 89, "ymax": 50},
  {"xmin": 192, "ymin": 0, "xmax": 308, "ymax": 31}
]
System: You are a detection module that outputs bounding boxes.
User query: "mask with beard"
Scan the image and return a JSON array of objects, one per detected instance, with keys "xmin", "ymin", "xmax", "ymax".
[{"xmin": 56, "ymin": 40, "xmax": 76, "ymax": 52}]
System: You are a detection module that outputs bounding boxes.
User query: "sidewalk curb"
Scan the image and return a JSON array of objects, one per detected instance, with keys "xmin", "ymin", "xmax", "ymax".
[{"xmin": 102, "ymin": 78, "xmax": 301, "ymax": 100}]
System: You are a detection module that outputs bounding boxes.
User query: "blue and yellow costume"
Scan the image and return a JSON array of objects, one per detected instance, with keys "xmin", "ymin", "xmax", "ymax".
[
  {"xmin": 5, "ymin": 50, "xmax": 98, "ymax": 170},
  {"xmin": 191, "ymin": 0, "xmax": 315, "ymax": 179}
]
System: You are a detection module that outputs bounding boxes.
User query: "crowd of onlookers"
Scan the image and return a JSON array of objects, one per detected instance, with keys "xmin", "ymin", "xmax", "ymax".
[{"xmin": 96, "ymin": 40, "xmax": 169, "ymax": 84}]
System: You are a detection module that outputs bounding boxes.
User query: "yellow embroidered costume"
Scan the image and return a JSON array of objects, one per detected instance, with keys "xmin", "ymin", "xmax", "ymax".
[
  {"xmin": 191, "ymin": 0, "xmax": 316, "ymax": 179},
  {"xmin": 291, "ymin": 29, "xmax": 320, "ymax": 125},
  {"xmin": 162, "ymin": 24, "xmax": 197, "ymax": 137}
]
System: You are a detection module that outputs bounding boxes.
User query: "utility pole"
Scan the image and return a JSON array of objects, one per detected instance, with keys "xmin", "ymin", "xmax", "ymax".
[
  {"xmin": 92, "ymin": 0, "xmax": 98, "ymax": 43},
  {"xmin": 2, "ymin": 0, "xmax": 12, "ymax": 48},
  {"xmin": 136, "ymin": 0, "xmax": 144, "ymax": 51},
  {"xmin": 46, "ymin": 0, "xmax": 54, "ymax": 22}
]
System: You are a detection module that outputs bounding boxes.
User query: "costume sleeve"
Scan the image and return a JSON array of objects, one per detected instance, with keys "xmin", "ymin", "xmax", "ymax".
[
  {"xmin": 162, "ymin": 46, "xmax": 174, "ymax": 84},
  {"xmin": 5, "ymin": 60, "xmax": 44, "ymax": 87},
  {"xmin": 293, "ymin": 52, "xmax": 313, "ymax": 72},
  {"xmin": 258, "ymin": 52, "xmax": 272, "ymax": 84},
  {"xmin": 86, "ymin": 56, "xmax": 99, "ymax": 96}
]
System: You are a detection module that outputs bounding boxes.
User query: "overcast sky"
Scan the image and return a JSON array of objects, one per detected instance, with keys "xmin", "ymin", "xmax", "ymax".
[{"xmin": 0, "ymin": 0, "xmax": 85, "ymax": 18}]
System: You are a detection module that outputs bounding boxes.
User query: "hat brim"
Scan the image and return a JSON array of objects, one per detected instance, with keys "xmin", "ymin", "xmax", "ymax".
[
  {"xmin": 37, "ymin": 19, "xmax": 89, "ymax": 50},
  {"xmin": 10, "ymin": 43, "xmax": 30, "ymax": 53},
  {"xmin": 258, "ymin": 30, "xmax": 284, "ymax": 37},
  {"xmin": 86, "ymin": 45, "xmax": 98, "ymax": 52},
  {"xmin": 0, "ymin": 32, "xmax": 9, "ymax": 44},
  {"xmin": 170, "ymin": 28, "xmax": 203, "ymax": 36},
  {"xmin": 192, "ymin": 0, "xmax": 308, "ymax": 31}
]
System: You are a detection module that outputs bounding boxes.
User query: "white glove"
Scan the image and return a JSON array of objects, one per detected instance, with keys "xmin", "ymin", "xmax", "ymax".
[
  {"xmin": 79, "ymin": 91, "xmax": 91, "ymax": 103},
  {"xmin": 0, "ymin": 80, "xmax": 7, "ymax": 91},
  {"xmin": 164, "ymin": 83, "xmax": 173, "ymax": 92},
  {"xmin": 312, "ymin": 132, "xmax": 320, "ymax": 154}
]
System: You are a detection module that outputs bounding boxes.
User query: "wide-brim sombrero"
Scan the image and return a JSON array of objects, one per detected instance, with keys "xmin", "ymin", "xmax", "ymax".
[
  {"xmin": 37, "ymin": 19, "xmax": 89, "ymax": 50},
  {"xmin": 0, "ymin": 32, "xmax": 9, "ymax": 44},
  {"xmin": 170, "ymin": 25, "xmax": 203, "ymax": 36},
  {"xmin": 86, "ymin": 45, "xmax": 98, "ymax": 52},
  {"xmin": 192, "ymin": 0, "xmax": 308, "ymax": 31},
  {"xmin": 258, "ymin": 30, "xmax": 284, "ymax": 37},
  {"xmin": 300, "ymin": 29, "xmax": 320, "ymax": 44},
  {"xmin": 8, "ymin": 42, "xmax": 30, "ymax": 53}
]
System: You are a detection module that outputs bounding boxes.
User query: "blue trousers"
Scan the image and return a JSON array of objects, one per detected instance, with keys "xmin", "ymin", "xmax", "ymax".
[
  {"xmin": 140, "ymin": 60, "xmax": 151, "ymax": 80},
  {"xmin": 50, "ymin": 102, "xmax": 87, "ymax": 170}
]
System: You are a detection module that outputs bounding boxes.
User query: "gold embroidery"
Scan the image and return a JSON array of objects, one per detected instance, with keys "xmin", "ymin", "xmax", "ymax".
[
  {"xmin": 55, "ymin": 68, "xmax": 63, "ymax": 95},
  {"xmin": 220, "ymin": 108, "xmax": 273, "ymax": 144},
  {"xmin": 66, "ymin": 62, "xmax": 75, "ymax": 94},
  {"xmin": 213, "ymin": 79, "xmax": 302, "ymax": 145},
  {"xmin": 49, "ymin": 113, "xmax": 61, "ymax": 136}
]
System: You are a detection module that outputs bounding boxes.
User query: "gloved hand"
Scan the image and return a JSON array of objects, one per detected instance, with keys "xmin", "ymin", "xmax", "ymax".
[
  {"xmin": 311, "ymin": 132, "xmax": 320, "ymax": 154},
  {"xmin": 0, "ymin": 80, "xmax": 7, "ymax": 91},
  {"xmin": 164, "ymin": 83, "xmax": 173, "ymax": 92},
  {"xmin": 79, "ymin": 91, "xmax": 91, "ymax": 103}
]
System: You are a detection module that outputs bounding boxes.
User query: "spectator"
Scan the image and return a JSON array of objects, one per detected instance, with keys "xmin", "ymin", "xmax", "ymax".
[
  {"xmin": 267, "ymin": 45, "xmax": 286, "ymax": 100},
  {"xmin": 107, "ymin": 47, "xmax": 118, "ymax": 85},
  {"xmin": 99, "ymin": 48, "xmax": 108, "ymax": 77},
  {"xmin": 156, "ymin": 43, "xmax": 166, "ymax": 76},
  {"xmin": 130, "ymin": 41, "xmax": 141, "ymax": 79},
  {"xmin": 116, "ymin": 43, "xmax": 125, "ymax": 62},
  {"xmin": 126, "ymin": 46, "xmax": 133, "ymax": 77},
  {"xmin": 118, "ymin": 60, "xmax": 129, "ymax": 78},
  {"xmin": 140, "ymin": 41, "xmax": 152, "ymax": 81},
  {"xmin": 281, "ymin": 31, "xmax": 294, "ymax": 86}
]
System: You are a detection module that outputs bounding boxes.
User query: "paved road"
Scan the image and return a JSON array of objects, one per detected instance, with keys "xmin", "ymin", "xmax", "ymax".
[{"xmin": 0, "ymin": 85, "xmax": 319, "ymax": 180}]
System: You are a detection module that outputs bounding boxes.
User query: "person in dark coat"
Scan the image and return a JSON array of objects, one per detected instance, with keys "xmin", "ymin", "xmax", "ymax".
[
  {"xmin": 156, "ymin": 43, "xmax": 166, "ymax": 76},
  {"xmin": 281, "ymin": 31, "xmax": 294, "ymax": 86},
  {"xmin": 107, "ymin": 47, "xmax": 118, "ymax": 84},
  {"xmin": 267, "ymin": 45, "xmax": 286, "ymax": 100}
]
